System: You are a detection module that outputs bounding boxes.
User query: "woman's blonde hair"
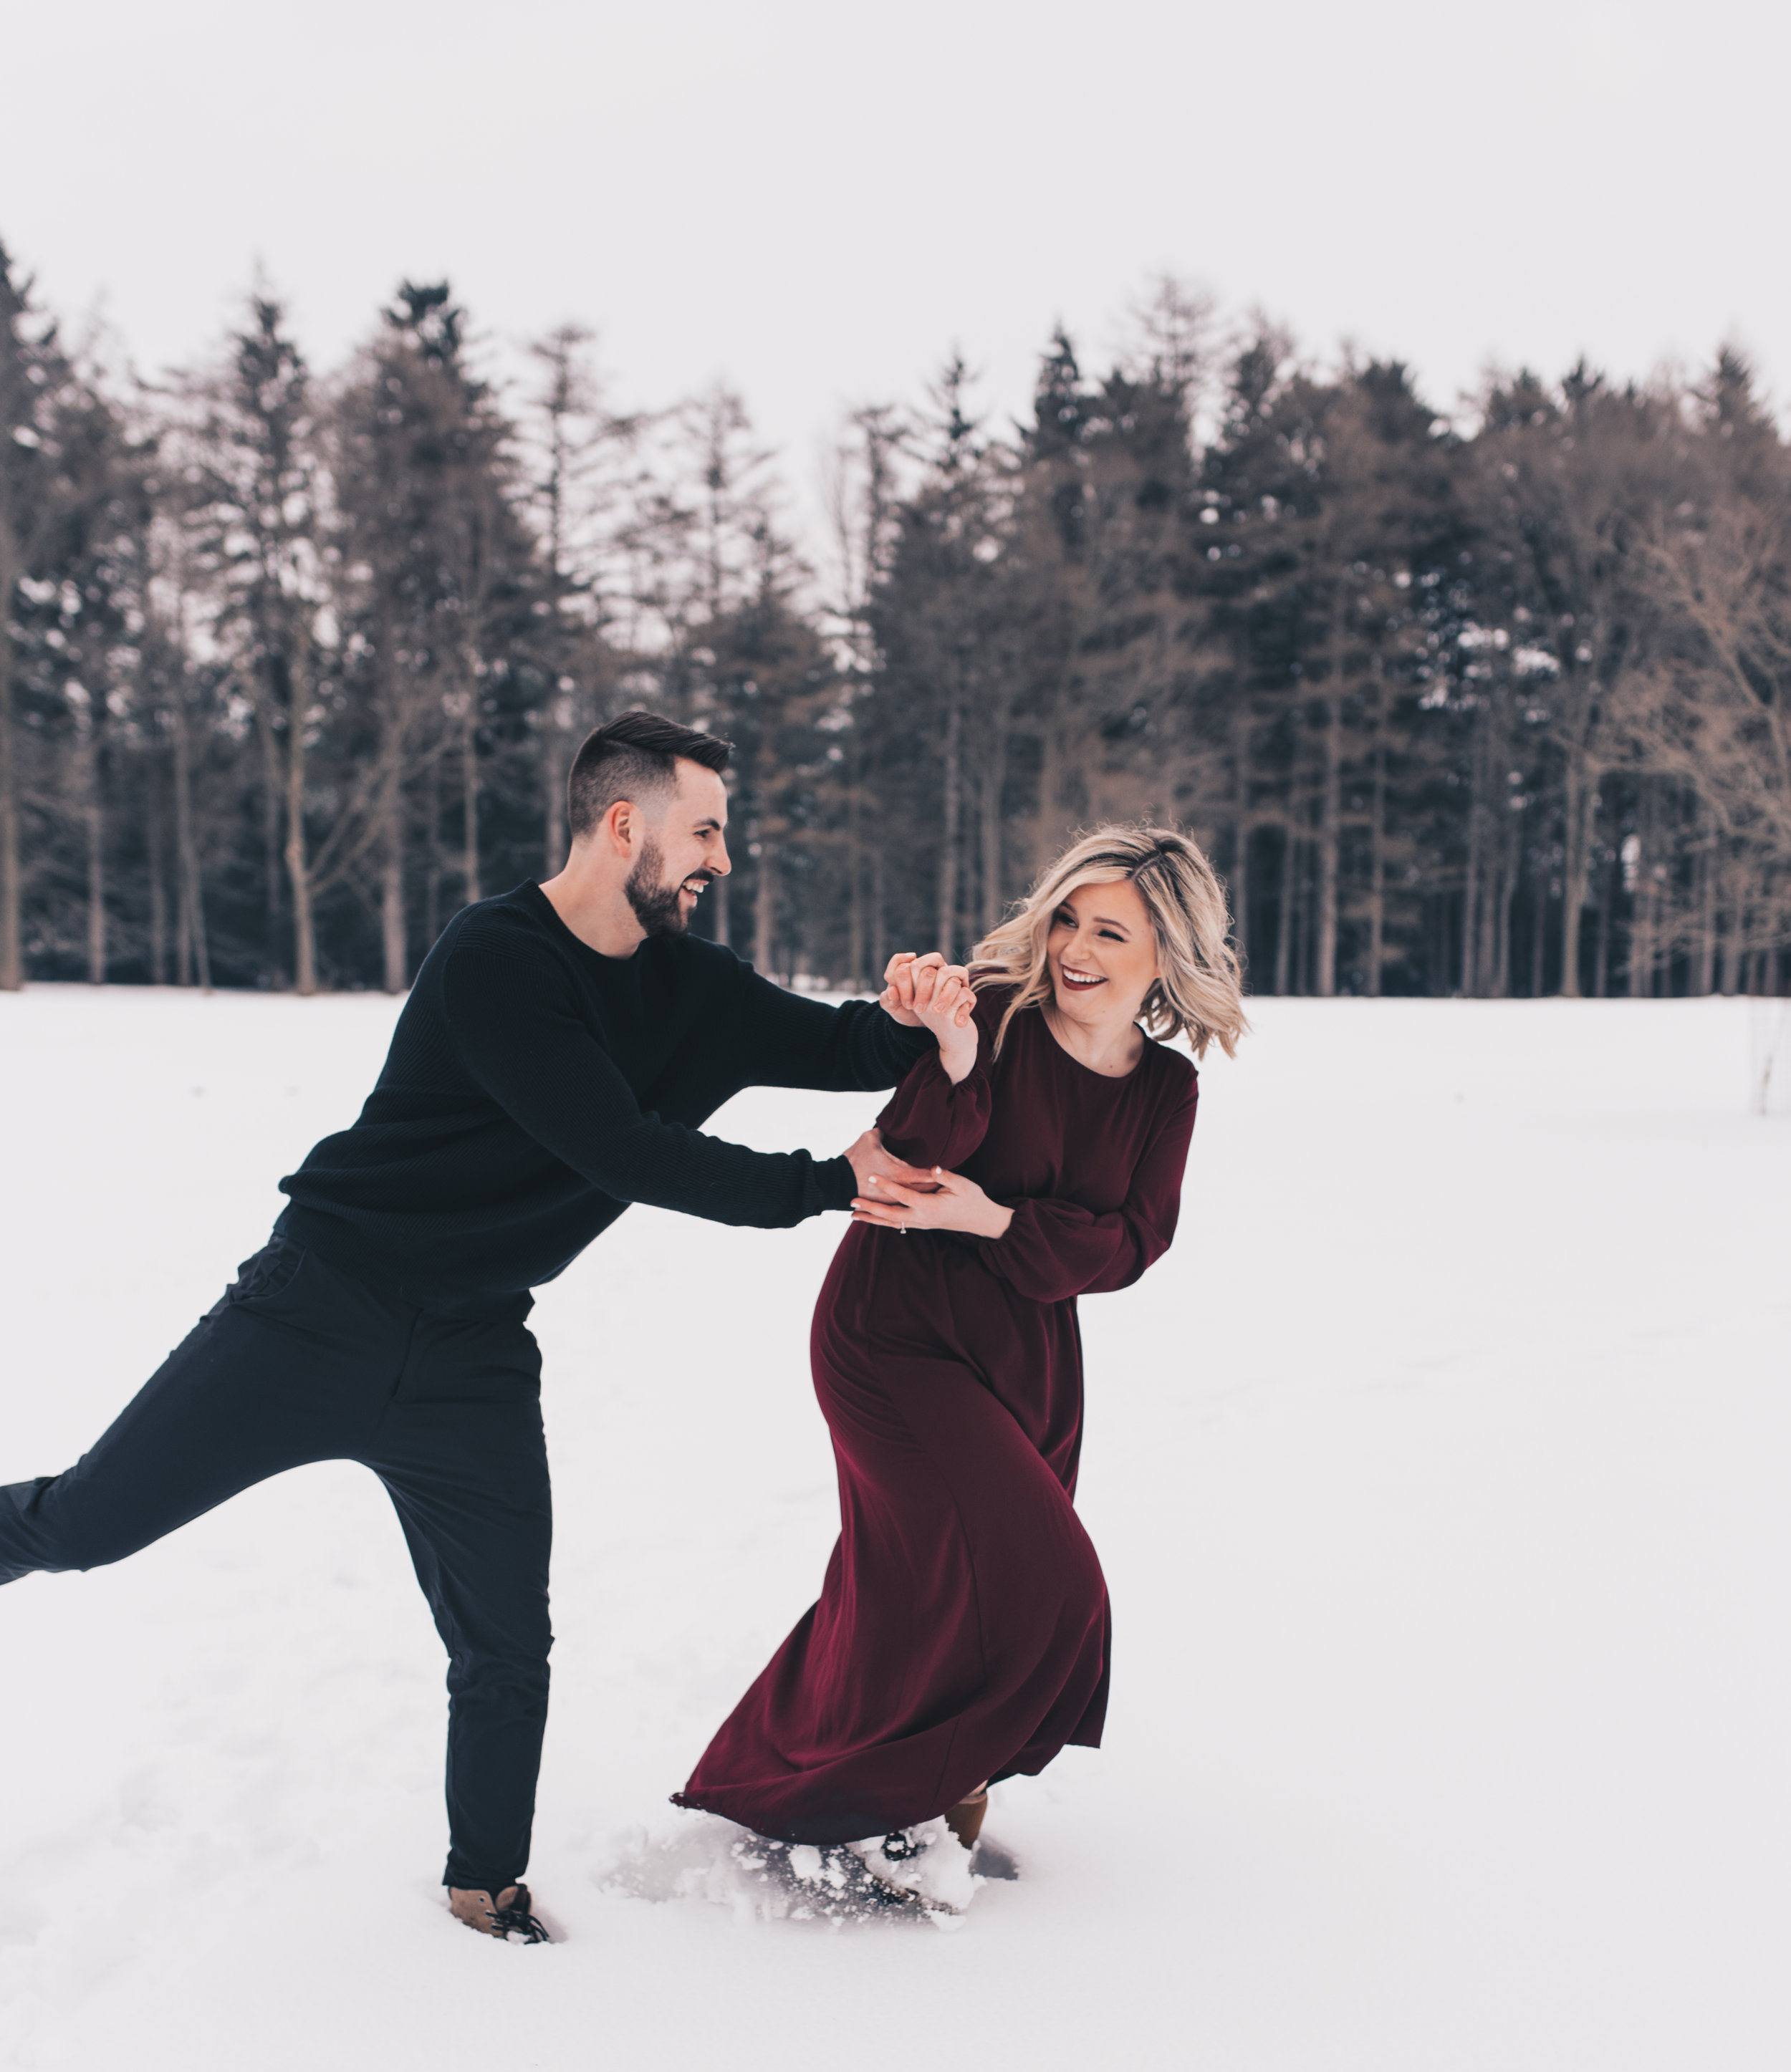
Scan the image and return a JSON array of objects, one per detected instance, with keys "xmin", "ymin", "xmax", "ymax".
[{"xmin": 971, "ymin": 824, "xmax": 1249, "ymax": 1061}]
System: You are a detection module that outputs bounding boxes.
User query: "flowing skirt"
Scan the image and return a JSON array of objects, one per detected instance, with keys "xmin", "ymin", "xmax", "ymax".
[{"xmin": 675, "ymin": 1236, "xmax": 1109, "ymax": 1845}]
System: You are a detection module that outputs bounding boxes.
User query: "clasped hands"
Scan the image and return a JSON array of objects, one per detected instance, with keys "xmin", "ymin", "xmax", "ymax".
[
  {"xmin": 878, "ymin": 950, "xmax": 979, "ymax": 1085},
  {"xmin": 841, "ymin": 952, "xmax": 1012, "ymax": 1242}
]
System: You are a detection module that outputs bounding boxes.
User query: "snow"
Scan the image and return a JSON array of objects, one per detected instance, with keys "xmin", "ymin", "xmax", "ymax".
[{"xmin": 1, "ymin": 984, "xmax": 1787, "ymax": 2070}]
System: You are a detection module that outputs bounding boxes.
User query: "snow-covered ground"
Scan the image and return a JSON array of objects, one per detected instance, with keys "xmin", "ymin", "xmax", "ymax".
[{"xmin": 1, "ymin": 984, "xmax": 1787, "ymax": 2071}]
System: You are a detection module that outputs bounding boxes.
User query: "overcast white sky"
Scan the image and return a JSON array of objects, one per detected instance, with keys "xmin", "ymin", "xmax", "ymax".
[{"xmin": 5, "ymin": 0, "xmax": 1786, "ymax": 538}]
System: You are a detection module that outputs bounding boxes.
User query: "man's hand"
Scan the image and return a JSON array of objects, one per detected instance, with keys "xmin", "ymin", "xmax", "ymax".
[{"xmin": 844, "ymin": 1127, "xmax": 943, "ymax": 1202}]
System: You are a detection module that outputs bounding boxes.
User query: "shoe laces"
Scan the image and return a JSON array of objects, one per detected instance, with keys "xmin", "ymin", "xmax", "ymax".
[{"xmin": 489, "ymin": 1885, "xmax": 551, "ymax": 1943}]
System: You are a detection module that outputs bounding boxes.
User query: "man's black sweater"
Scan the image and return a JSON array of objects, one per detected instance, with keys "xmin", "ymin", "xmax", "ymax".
[{"xmin": 276, "ymin": 882, "xmax": 930, "ymax": 1303}]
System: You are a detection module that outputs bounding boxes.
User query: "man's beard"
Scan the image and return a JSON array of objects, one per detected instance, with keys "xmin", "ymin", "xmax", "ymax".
[{"xmin": 625, "ymin": 835, "xmax": 698, "ymax": 938}]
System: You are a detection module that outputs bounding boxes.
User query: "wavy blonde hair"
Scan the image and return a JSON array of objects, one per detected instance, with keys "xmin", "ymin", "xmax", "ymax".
[{"xmin": 971, "ymin": 824, "xmax": 1249, "ymax": 1061}]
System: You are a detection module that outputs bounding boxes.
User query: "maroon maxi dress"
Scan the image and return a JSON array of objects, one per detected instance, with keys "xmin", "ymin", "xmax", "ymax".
[{"xmin": 675, "ymin": 984, "xmax": 1199, "ymax": 1846}]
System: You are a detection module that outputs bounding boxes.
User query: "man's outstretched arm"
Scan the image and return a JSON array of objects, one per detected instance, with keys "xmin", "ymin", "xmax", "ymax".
[
  {"xmin": 733, "ymin": 951, "xmax": 969, "ymax": 1094},
  {"xmin": 443, "ymin": 942, "xmax": 931, "ymax": 1228}
]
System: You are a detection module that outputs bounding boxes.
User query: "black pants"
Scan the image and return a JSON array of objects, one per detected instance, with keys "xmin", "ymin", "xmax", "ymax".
[{"xmin": 0, "ymin": 1235, "xmax": 552, "ymax": 1894}]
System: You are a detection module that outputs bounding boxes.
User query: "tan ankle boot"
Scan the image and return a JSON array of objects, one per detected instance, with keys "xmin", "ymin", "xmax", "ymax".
[
  {"xmin": 449, "ymin": 1883, "xmax": 549, "ymax": 1942},
  {"xmin": 944, "ymin": 1787, "xmax": 989, "ymax": 1851}
]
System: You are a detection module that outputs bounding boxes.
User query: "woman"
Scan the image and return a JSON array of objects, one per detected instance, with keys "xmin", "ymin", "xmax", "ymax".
[{"xmin": 674, "ymin": 826, "xmax": 1247, "ymax": 1904}]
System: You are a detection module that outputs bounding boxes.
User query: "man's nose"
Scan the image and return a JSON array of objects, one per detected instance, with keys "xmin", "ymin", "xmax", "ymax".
[{"xmin": 711, "ymin": 838, "xmax": 732, "ymax": 878}]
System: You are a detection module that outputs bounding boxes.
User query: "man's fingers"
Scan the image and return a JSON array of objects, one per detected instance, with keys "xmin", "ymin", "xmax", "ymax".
[
  {"xmin": 866, "ymin": 1160, "xmax": 938, "ymax": 1190},
  {"xmin": 865, "ymin": 1173, "xmax": 922, "ymax": 1201}
]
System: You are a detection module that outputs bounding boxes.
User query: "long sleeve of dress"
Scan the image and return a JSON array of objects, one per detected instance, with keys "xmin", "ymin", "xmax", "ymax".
[
  {"xmin": 874, "ymin": 1044, "xmax": 994, "ymax": 1170},
  {"xmin": 873, "ymin": 982, "xmax": 1007, "ymax": 1167},
  {"xmin": 979, "ymin": 1079, "xmax": 1199, "ymax": 1303}
]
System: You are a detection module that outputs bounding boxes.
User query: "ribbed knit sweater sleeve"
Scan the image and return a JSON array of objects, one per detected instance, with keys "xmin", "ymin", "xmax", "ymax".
[
  {"xmin": 441, "ymin": 935, "xmax": 851, "ymax": 1228},
  {"xmin": 731, "ymin": 961, "xmax": 936, "ymax": 1092}
]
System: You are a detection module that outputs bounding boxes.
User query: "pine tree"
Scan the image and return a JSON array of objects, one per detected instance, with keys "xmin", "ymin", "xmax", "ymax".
[
  {"xmin": 178, "ymin": 295, "xmax": 324, "ymax": 988},
  {"xmin": 331, "ymin": 283, "xmax": 541, "ymax": 988},
  {"xmin": 0, "ymin": 244, "xmax": 77, "ymax": 988}
]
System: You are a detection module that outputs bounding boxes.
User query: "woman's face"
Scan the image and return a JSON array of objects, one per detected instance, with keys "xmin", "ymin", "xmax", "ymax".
[{"xmin": 1046, "ymin": 878, "xmax": 1160, "ymax": 1026}]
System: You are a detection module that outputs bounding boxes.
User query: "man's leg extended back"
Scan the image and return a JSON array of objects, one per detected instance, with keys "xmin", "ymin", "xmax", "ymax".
[{"xmin": 0, "ymin": 1238, "xmax": 407, "ymax": 1584}]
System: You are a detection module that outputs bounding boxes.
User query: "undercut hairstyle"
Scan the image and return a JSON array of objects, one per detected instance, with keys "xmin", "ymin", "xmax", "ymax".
[
  {"xmin": 566, "ymin": 710, "xmax": 733, "ymax": 843},
  {"xmin": 971, "ymin": 823, "xmax": 1249, "ymax": 1061}
]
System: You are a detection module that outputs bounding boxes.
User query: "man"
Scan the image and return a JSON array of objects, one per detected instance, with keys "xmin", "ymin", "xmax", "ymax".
[{"xmin": 0, "ymin": 710, "xmax": 946, "ymax": 1942}]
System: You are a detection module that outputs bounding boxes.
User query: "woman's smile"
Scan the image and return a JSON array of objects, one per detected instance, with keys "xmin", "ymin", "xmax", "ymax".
[{"xmin": 1047, "ymin": 879, "xmax": 1159, "ymax": 1022}]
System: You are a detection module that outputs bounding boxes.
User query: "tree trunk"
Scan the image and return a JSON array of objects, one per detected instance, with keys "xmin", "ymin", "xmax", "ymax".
[
  {"xmin": 0, "ymin": 519, "xmax": 19, "ymax": 991},
  {"xmin": 1716, "ymin": 855, "xmax": 1737, "ymax": 996},
  {"xmin": 170, "ymin": 683, "xmax": 210, "ymax": 990},
  {"xmin": 981, "ymin": 704, "xmax": 1008, "ymax": 936},
  {"xmin": 846, "ymin": 729, "xmax": 864, "ymax": 988},
  {"xmin": 1558, "ymin": 753, "xmax": 1593, "ymax": 998},
  {"xmin": 1461, "ymin": 711, "xmax": 1486, "ymax": 996},
  {"xmin": 1694, "ymin": 804, "xmax": 1716, "ymax": 997},
  {"xmin": 542, "ymin": 705, "xmax": 568, "ymax": 879},
  {"xmin": 1273, "ymin": 827, "xmax": 1295, "ymax": 996},
  {"xmin": 147, "ymin": 752, "xmax": 168, "ymax": 985},
  {"xmin": 461, "ymin": 676, "xmax": 480, "ymax": 909},
  {"xmin": 380, "ymin": 779, "xmax": 407, "ymax": 993},
  {"xmin": 255, "ymin": 698, "xmax": 285, "ymax": 986},
  {"xmin": 1366, "ymin": 710, "xmax": 1386, "ymax": 999},
  {"xmin": 1627, "ymin": 786, "xmax": 1651, "ymax": 998},
  {"xmin": 1593, "ymin": 844, "xmax": 1613, "ymax": 998},
  {"xmin": 423, "ymin": 752, "xmax": 441, "ymax": 949},
  {"xmin": 754, "ymin": 844, "xmax": 778, "ymax": 976},
  {"xmin": 1315, "ymin": 688, "xmax": 1342, "ymax": 996},
  {"xmin": 938, "ymin": 692, "xmax": 961, "ymax": 958},
  {"xmin": 1231, "ymin": 700, "xmax": 1252, "ymax": 979},
  {"xmin": 285, "ymin": 637, "xmax": 317, "ymax": 996},
  {"xmin": 84, "ymin": 710, "xmax": 107, "ymax": 985}
]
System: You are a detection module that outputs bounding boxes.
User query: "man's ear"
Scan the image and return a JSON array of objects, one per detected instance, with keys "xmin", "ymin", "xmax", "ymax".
[{"xmin": 603, "ymin": 799, "xmax": 637, "ymax": 854}]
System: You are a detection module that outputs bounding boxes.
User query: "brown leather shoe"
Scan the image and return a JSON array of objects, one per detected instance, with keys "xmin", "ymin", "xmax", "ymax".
[
  {"xmin": 944, "ymin": 1787, "xmax": 989, "ymax": 1851},
  {"xmin": 449, "ymin": 1883, "xmax": 550, "ymax": 1942}
]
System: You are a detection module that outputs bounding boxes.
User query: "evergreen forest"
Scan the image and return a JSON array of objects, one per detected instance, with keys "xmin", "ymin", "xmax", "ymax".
[{"xmin": 2, "ymin": 249, "xmax": 1787, "ymax": 1001}]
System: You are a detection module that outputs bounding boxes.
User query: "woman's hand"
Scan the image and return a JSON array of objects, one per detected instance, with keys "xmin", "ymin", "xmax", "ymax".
[
  {"xmin": 882, "ymin": 954, "xmax": 977, "ymax": 1083},
  {"xmin": 880, "ymin": 953, "xmax": 971, "ymax": 1028},
  {"xmin": 852, "ymin": 1165, "xmax": 1013, "ymax": 1241},
  {"xmin": 878, "ymin": 951, "xmax": 946, "ymax": 1026}
]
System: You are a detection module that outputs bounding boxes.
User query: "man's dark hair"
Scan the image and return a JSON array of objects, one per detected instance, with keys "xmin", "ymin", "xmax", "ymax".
[{"xmin": 566, "ymin": 710, "xmax": 733, "ymax": 842}]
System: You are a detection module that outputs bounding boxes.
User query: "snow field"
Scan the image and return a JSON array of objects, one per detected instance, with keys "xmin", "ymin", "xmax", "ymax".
[{"xmin": 1, "ymin": 986, "xmax": 1787, "ymax": 2069}]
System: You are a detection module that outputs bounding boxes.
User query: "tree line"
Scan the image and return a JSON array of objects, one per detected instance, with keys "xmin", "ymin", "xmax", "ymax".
[{"xmin": 1, "ymin": 249, "xmax": 1787, "ymax": 1000}]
